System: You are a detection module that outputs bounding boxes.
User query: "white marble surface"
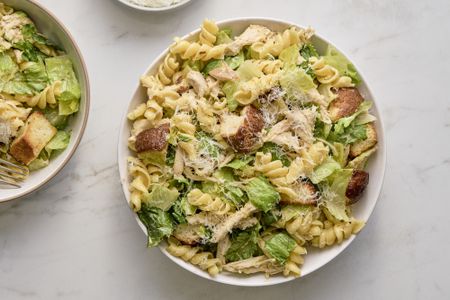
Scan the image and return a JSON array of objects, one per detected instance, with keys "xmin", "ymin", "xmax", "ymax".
[{"xmin": 1, "ymin": 0, "xmax": 450, "ymax": 299}]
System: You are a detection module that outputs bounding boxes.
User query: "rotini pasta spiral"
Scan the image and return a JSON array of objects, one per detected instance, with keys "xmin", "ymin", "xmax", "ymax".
[
  {"xmin": 0, "ymin": 3, "xmax": 13, "ymax": 17},
  {"xmin": 234, "ymin": 73, "xmax": 279, "ymax": 105},
  {"xmin": 199, "ymin": 19, "xmax": 219, "ymax": 46},
  {"xmin": 187, "ymin": 188, "xmax": 231, "ymax": 215},
  {"xmin": 250, "ymin": 59, "xmax": 283, "ymax": 74},
  {"xmin": 309, "ymin": 57, "xmax": 354, "ymax": 88},
  {"xmin": 167, "ymin": 240, "xmax": 221, "ymax": 276},
  {"xmin": 283, "ymin": 245, "xmax": 307, "ymax": 277},
  {"xmin": 311, "ymin": 220, "xmax": 365, "ymax": 248},
  {"xmin": 254, "ymin": 152, "xmax": 289, "ymax": 186},
  {"xmin": 19, "ymin": 81, "xmax": 61, "ymax": 110},
  {"xmin": 157, "ymin": 54, "xmax": 179, "ymax": 85},
  {"xmin": 286, "ymin": 142, "xmax": 329, "ymax": 183},
  {"xmin": 170, "ymin": 38, "xmax": 227, "ymax": 61},
  {"xmin": 196, "ymin": 99, "xmax": 218, "ymax": 134}
]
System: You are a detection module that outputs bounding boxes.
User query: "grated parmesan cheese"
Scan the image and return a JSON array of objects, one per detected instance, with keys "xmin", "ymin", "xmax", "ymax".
[{"xmin": 128, "ymin": 0, "xmax": 182, "ymax": 8}]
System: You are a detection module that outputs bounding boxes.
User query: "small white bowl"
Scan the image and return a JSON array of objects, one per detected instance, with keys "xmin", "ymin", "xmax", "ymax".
[
  {"xmin": 117, "ymin": 17, "xmax": 386, "ymax": 286},
  {"xmin": 0, "ymin": 0, "xmax": 90, "ymax": 203},
  {"xmin": 117, "ymin": 0, "xmax": 193, "ymax": 12}
]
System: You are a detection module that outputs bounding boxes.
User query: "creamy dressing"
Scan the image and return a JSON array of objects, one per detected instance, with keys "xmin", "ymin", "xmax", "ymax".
[{"xmin": 128, "ymin": 0, "xmax": 182, "ymax": 8}]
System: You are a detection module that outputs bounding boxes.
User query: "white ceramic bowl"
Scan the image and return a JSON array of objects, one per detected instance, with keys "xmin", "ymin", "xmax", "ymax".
[
  {"xmin": 117, "ymin": 0, "xmax": 193, "ymax": 12},
  {"xmin": 0, "ymin": 0, "xmax": 90, "ymax": 203},
  {"xmin": 118, "ymin": 18, "xmax": 386, "ymax": 286}
]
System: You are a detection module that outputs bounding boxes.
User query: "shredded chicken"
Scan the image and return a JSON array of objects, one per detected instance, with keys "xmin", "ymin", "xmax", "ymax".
[
  {"xmin": 209, "ymin": 63, "xmax": 239, "ymax": 81},
  {"xmin": 223, "ymin": 256, "xmax": 283, "ymax": 276},
  {"xmin": 226, "ymin": 25, "xmax": 272, "ymax": 55},
  {"xmin": 216, "ymin": 234, "xmax": 231, "ymax": 265},
  {"xmin": 173, "ymin": 146, "xmax": 185, "ymax": 176},
  {"xmin": 285, "ymin": 107, "xmax": 317, "ymax": 145},
  {"xmin": 186, "ymin": 70, "xmax": 209, "ymax": 97}
]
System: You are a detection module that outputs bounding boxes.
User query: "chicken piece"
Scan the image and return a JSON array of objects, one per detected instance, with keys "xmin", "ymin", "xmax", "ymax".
[
  {"xmin": 350, "ymin": 123, "xmax": 377, "ymax": 158},
  {"xmin": 278, "ymin": 180, "xmax": 319, "ymax": 205},
  {"xmin": 135, "ymin": 123, "xmax": 170, "ymax": 153},
  {"xmin": 211, "ymin": 202, "xmax": 258, "ymax": 243},
  {"xmin": 223, "ymin": 255, "xmax": 283, "ymax": 275},
  {"xmin": 0, "ymin": 119, "xmax": 11, "ymax": 145},
  {"xmin": 220, "ymin": 106, "xmax": 264, "ymax": 153},
  {"xmin": 346, "ymin": 170, "xmax": 369, "ymax": 205},
  {"xmin": 173, "ymin": 224, "xmax": 203, "ymax": 245},
  {"xmin": 329, "ymin": 87, "xmax": 364, "ymax": 123},
  {"xmin": 173, "ymin": 146, "xmax": 185, "ymax": 177},
  {"xmin": 0, "ymin": 12, "xmax": 33, "ymax": 44},
  {"xmin": 226, "ymin": 25, "xmax": 272, "ymax": 55},
  {"xmin": 285, "ymin": 107, "xmax": 317, "ymax": 145},
  {"xmin": 9, "ymin": 112, "xmax": 57, "ymax": 165},
  {"xmin": 186, "ymin": 70, "xmax": 208, "ymax": 97},
  {"xmin": 216, "ymin": 234, "xmax": 231, "ymax": 265},
  {"xmin": 209, "ymin": 63, "xmax": 239, "ymax": 81}
]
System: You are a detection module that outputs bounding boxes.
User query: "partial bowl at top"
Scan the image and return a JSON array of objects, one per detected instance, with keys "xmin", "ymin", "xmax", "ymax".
[
  {"xmin": 117, "ymin": 0, "xmax": 193, "ymax": 12},
  {"xmin": 117, "ymin": 17, "xmax": 386, "ymax": 286},
  {"xmin": 0, "ymin": 0, "xmax": 89, "ymax": 203}
]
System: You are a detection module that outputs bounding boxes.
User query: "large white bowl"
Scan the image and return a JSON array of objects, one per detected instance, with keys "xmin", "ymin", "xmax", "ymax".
[
  {"xmin": 118, "ymin": 18, "xmax": 386, "ymax": 286},
  {"xmin": 117, "ymin": 0, "xmax": 193, "ymax": 12},
  {"xmin": 0, "ymin": 0, "xmax": 90, "ymax": 203}
]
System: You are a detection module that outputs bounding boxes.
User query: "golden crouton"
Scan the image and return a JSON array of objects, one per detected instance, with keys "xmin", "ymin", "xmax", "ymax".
[
  {"xmin": 329, "ymin": 88, "xmax": 364, "ymax": 122},
  {"xmin": 9, "ymin": 112, "xmax": 57, "ymax": 165},
  {"xmin": 350, "ymin": 123, "xmax": 377, "ymax": 158}
]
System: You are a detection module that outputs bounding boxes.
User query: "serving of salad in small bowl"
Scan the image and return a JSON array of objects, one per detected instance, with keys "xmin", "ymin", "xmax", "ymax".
[
  {"xmin": 0, "ymin": 0, "xmax": 89, "ymax": 202},
  {"xmin": 118, "ymin": 17, "xmax": 386, "ymax": 286}
]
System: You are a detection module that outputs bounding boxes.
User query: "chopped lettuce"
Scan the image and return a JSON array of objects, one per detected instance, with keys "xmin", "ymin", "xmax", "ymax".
[
  {"xmin": 45, "ymin": 55, "xmax": 81, "ymax": 104},
  {"xmin": 300, "ymin": 43, "xmax": 319, "ymax": 60},
  {"xmin": 225, "ymin": 225, "xmax": 261, "ymax": 262},
  {"xmin": 279, "ymin": 68, "xmax": 316, "ymax": 101},
  {"xmin": 261, "ymin": 209, "xmax": 280, "ymax": 227},
  {"xmin": 279, "ymin": 44, "xmax": 300, "ymax": 69},
  {"xmin": 21, "ymin": 60, "xmax": 49, "ymax": 91},
  {"xmin": 260, "ymin": 142, "xmax": 291, "ymax": 167},
  {"xmin": 138, "ymin": 150, "xmax": 167, "ymax": 167},
  {"xmin": 182, "ymin": 59, "xmax": 204, "ymax": 72},
  {"xmin": 226, "ymin": 155, "xmax": 254, "ymax": 170},
  {"xmin": 323, "ymin": 45, "xmax": 361, "ymax": 84},
  {"xmin": 334, "ymin": 101, "xmax": 372, "ymax": 133},
  {"xmin": 279, "ymin": 205, "xmax": 313, "ymax": 224},
  {"xmin": 347, "ymin": 147, "xmax": 377, "ymax": 170},
  {"xmin": 237, "ymin": 60, "xmax": 263, "ymax": 81},
  {"xmin": 45, "ymin": 130, "xmax": 70, "ymax": 157},
  {"xmin": 310, "ymin": 157, "xmax": 341, "ymax": 184},
  {"xmin": 212, "ymin": 168, "xmax": 247, "ymax": 207},
  {"xmin": 321, "ymin": 169, "xmax": 353, "ymax": 221},
  {"xmin": 329, "ymin": 101, "xmax": 372, "ymax": 144},
  {"xmin": 246, "ymin": 177, "xmax": 280, "ymax": 212},
  {"xmin": 202, "ymin": 59, "xmax": 222, "ymax": 75},
  {"xmin": 28, "ymin": 151, "xmax": 49, "ymax": 171},
  {"xmin": 215, "ymin": 28, "xmax": 233, "ymax": 45},
  {"xmin": 332, "ymin": 143, "xmax": 350, "ymax": 168},
  {"xmin": 138, "ymin": 204, "xmax": 174, "ymax": 247},
  {"xmin": 196, "ymin": 132, "xmax": 220, "ymax": 159},
  {"xmin": 58, "ymin": 99, "xmax": 79, "ymax": 116},
  {"xmin": 142, "ymin": 185, "xmax": 179, "ymax": 211},
  {"xmin": 264, "ymin": 232, "xmax": 297, "ymax": 265},
  {"xmin": 222, "ymin": 80, "xmax": 239, "ymax": 111},
  {"xmin": 0, "ymin": 52, "xmax": 19, "ymax": 83},
  {"xmin": 44, "ymin": 107, "xmax": 69, "ymax": 129},
  {"xmin": 171, "ymin": 196, "xmax": 196, "ymax": 224},
  {"xmin": 224, "ymin": 51, "xmax": 245, "ymax": 70}
]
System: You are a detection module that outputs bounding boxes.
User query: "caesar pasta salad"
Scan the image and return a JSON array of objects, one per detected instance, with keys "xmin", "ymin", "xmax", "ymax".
[
  {"xmin": 0, "ymin": 2, "xmax": 81, "ymax": 178},
  {"xmin": 127, "ymin": 20, "xmax": 378, "ymax": 277}
]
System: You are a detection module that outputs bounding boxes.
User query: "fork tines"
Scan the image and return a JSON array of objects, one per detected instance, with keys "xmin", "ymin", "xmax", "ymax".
[{"xmin": 0, "ymin": 158, "xmax": 28, "ymax": 188}]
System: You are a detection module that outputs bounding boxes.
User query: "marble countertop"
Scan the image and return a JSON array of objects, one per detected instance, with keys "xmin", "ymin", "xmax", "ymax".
[{"xmin": 1, "ymin": 0, "xmax": 450, "ymax": 299}]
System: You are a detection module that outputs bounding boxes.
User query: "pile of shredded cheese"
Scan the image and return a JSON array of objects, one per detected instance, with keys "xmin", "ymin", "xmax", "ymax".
[{"xmin": 128, "ymin": 0, "xmax": 182, "ymax": 8}]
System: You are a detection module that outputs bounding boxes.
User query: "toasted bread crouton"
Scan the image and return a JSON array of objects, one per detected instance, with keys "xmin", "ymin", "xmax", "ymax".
[
  {"xmin": 329, "ymin": 88, "xmax": 364, "ymax": 122},
  {"xmin": 350, "ymin": 123, "xmax": 377, "ymax": 158},
  {"xmin": 346, "ymin": 170, "xmax": 369, "ymax": 205},
  {"xmin": 279, "ymin": 180, "xmax": 319, "ymax": 205},
  {"xmin": 135, "ymin": 123, "xmax": 170, "ymax": 153},
  {"xmin": 221, "ymin": 105, "xmax": 264, "ymax": 152},
  {"xmin": 173, "ymin": 224, "xmax": 204, "ymax": 245},
  {"xmin": 9, "ymin": 112, "xmax": 57, "ymax": 165}
]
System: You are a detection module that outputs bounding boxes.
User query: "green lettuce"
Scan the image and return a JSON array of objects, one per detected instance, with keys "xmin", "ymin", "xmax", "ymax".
[
  {"xmin": 142, "ymin": 185, "xmax": 179, "ymax": 211},
  {"xmin": 321, "ymin": 169, "xmax": 353, "ymax": 221},
  {"xmin": 264, "ymin": 233, "xmax": 297, "ymax": 264},
  {"xmin": 246, "ymin": 177, "xmax": 280, "ymax": 212},
  {"xmin": 171, "ymin": 196, "xmax": 196, "ymax": 224},
  {"xmin": 332, "ymin": 142, "xmax": 350, "ymax": 167},
  {"xmin": 279, "ymin": 68, "xmax": 316, "ymax": 101},
  {"xmin": 0, "ymin": 52, "xmax": 19, "ymax": 83},
  {"xmin": 261, "ymin": 209, "xmax": 280, "ymax": 227},
  {"xmin": 28, "ymin": 151, "xmax": 49, "ymax": 171},
  {"xmin": 260, "ymin": 142, "xmax": 291, "ymax": 167},
  {"xmin": 45, "ymin": 130, "xmax": 70, "ymax": 157},
  {"xmin": 211, "ymin": 168, "xmax": 247, "ymax": 207},
  {"xmin": 138, "ymin": 149, "xmax": 167, "ymax": 167},
  {"xmin": 43, "ymin": 107, "xmax": 69, "ymax": 130},
  {"xmin": 279, "ymin": 205, "xmax": 313, "ymax": 224},
  {"xmin": 215, "ymin": 28, "xmax": 233, "ymax": 45},
  {"xmin": 222, "ymin": 80, "xmax": 239, "ymax": 111},
  {"xmin": 225, "ymin": 225, "xmax": 261, "ymax": 262},
  {"xmin": 237, "ymin": 60, "xmax": 263, "ymax": 81},
  {"xmin": 323, "ymin": 45, "xmax": 361, "ymax": 84},
  {"xmin": 138, "ymin": 204, "xmax": 174, "ymax": 247},
  {"xmin": 279, "ymin": 44, "xmax": 300, "ymax": 69},
  {"xmin": 202, "ymin": 59, "xmax": 222, "ymax": 75},
  {"xmin": 299, "ymin": 43, "xmax": 319, "ymax": 60},
  {"xmin": 334, "ymin": 101, "xmax": 372, "ymax": 133},
  {"xmin": 45, "ymin": 55, "xmax": 81, "ymax": 107},
  {"xmin": 224, "ymin": 51, "xmax": 244, "ymax": 70},
  {"xmin": 182, "ymin": 59, "xmax": 204, "ymax": 72},
  {"xmin": 21, "ymin": 60, "xmax": 49, "ymax": 91},
  {"xmin": 347, "ymin": 147, "xmax": 377, "ymax": 170},
  {"xmin": 310, "ymin": 157, "xmax": 341, "ymax": 184},
  {"xmin": 329, "ymin": 101, "xmax": 372, "ymax": 144},
  {"xmin": 226, "ymin": 155, "xmax": 254, "ymax": 170}
]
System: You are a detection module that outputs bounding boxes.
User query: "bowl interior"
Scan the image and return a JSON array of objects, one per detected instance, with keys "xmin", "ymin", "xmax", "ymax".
[
  {"xmin": 118, "ymin": 18, "xmax": 386, "ymax": 286},
  {"xmin": 1, "ymin": 0, "xmax": 89, "ymax": 202},
  {"xmin": 117, "ymin": 0, "xmax": 192, "ymax": 12}
]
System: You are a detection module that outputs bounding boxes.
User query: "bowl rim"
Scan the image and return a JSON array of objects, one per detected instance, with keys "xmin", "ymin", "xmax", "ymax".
[
  {"xmin": 0, "ymin": 0, "xmax": 90, "ymax": 203},
  {"xmin": 117, "ymin": 16, "xmax": 387, "ymax": 286},
  {"xmin": 116, "ymin": 0, "xmax": 192, "ymax": 12}
]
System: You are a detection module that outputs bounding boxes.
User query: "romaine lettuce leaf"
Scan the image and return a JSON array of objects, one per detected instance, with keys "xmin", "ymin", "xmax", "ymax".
[
  {"xmin": 0, "ymin": 52, "xmax": 19, "ymax": 83},
  {"xmin": 246, "ymin": 177, "xmax": 280, "ymax": 212},
  {"xmin": 58, "ymin": 98, "xmax": 79, "ymax": 116},
  {"xmin": 300, "ymin": 43, "xmax": 319, "ymax": 60},
  {"xmin": 171, "ymin": 196, "xmax": 196, "ymax": 224},
  {"xmin": 43, "ymin": 107, "xmax": 69, "ymax": 129},
  {"xmin": 334, "ymin": 101, "xmax": 372, "ymax": 134},
  {"xmin": 222, "ymin": 80, "xmax": 239, "ymax": 111},
  {"xmin": 142, "ymin": 185, "xmax": 179, "ymax": 211},
  {"xmin": 279, "ymin": 205, "xmax": 313, "ymax": 224},
  {"xmin": 224, "ymin": 51, "xmax": 244, "ymax": 70},
  {"xmin": 28, "ymin": 151, "xmax": 49, "ymax": 171},
  {"xmin": 260, "ymin": 142, "xmax": 291, "ymax": 167},
  {"xmin": 212, "ymin": 168, "xmax": 247, "ymax": 207},
  {"xmin": 279, "ymin": 44, "xmax": 300, "ymax": 69},
  {"xmin": 225, "ymin": 225, "xmax": 261, "ymax": 262},
  {"xmin": 21, "ymin": 60, "xmax": 48, "ymax": 91},
  {"xmin": 328, "ymin": 123, "xmax": 367, "ymax": 145},
  {"xmin": 264, "ymin": 232, "xmax": 297, "ymax": 264},
  {"xmin": 237, "ymin": 60, "xmax": 263, "ymax": 81},
  {"xmin": 138, "ymin": 204, "xmax": 174, "ymax": 247},
  {"xmin": 321, "ymin": 169, "xmax": 353, "ymax": 221},
  {"xmin": 226, "ymin": 155, "xmax": 254, "ymax": 170},
  {"xmin": 202, "ymin": 59, "xmax": 222, "ymax": 75},
  {"xmin": 279, "ymin": 68, "xmax": 316, "ymax": 101},
  {"xmin": 310, "ymin": 157, "xmax": 341, "ymax": 184},
  {"xmin": 45, "ymin": 56, "xmax": 81, "ymax": 103},
  {"xmin": 323, "ymin": 45, "xmax": 361, "ymax": 84},
  {"xmin": 45, "ymin": 130, "xmax": 70, "ymax": 157},
  {"xmin": 332, "ymin": 142, "xmax": 350, "ymax": 168},
  {"xmin": 215, "ymin": 28, "xmax": 233, "ymax": 45}
]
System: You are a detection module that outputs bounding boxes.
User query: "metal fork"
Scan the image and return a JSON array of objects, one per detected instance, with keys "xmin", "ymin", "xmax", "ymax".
[{"xmin": 0, "ymin": 158, "xmax": 28, "ymax": 188}]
